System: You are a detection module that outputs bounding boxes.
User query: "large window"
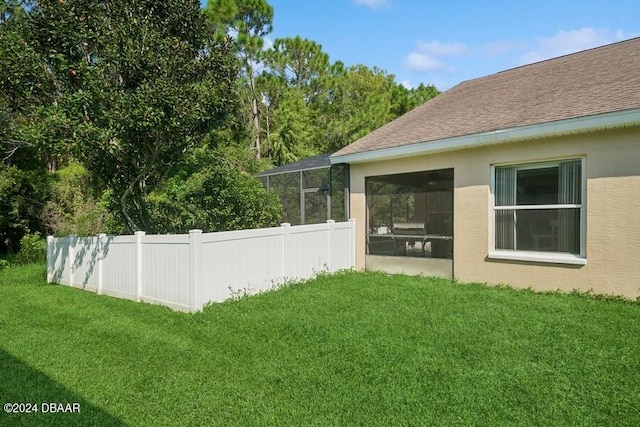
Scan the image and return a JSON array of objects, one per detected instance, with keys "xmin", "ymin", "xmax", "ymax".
[
  {"xmin": 366, "ymin": 169, "xmax": 453, "ymax": 259},
  {"xmin": 493, "ymin": 159, "xmax": 584, "ymax": 259}
]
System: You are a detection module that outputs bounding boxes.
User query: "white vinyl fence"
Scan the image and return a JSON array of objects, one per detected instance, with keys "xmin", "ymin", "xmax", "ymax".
[{"xmin": 47, "ymin": 219, "xmax": 355, "ymax": 311}]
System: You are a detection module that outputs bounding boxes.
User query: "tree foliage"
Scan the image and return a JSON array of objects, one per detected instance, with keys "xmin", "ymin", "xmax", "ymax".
[
  {"xmin": 0, "ymin": 164, "xmax": 49, "ymax": 254},
  {"xmin": 262, "ymin": 36, "xmax": 329, "ymax": 99},
  {"xmin": 0, "ymin": 0, "xmax": 55, "ymax": 169},
  {"xmin": 205, "ymin": 0, "xmax": 273, "ymax": 158},
  {"xmin": 1, "ymin": 0, "xmax": 441, "ymax": 245},
  {"xmin": 255, "ymin": 37, "xmax": 440, "ymax": 164},
  {"xmin": 148, "ymin": 148, "xmax": 282, "ymax": 233},
  {"xmin": 205, "ymin": 0, "xmax": 440, "ymax": 167},
  {"xmin": 24, "ymin": 0, "xmax": 239, "ymax": 232},
  {"xmin": 41, "ymin": 163, "xmax": 117, "ymax": 237},
  {"xmin": 314, "ymin": 63, "xmax": 397, "ymax": 153}
]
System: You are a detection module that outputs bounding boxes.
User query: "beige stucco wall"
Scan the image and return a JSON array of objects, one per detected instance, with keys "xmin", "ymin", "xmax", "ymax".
[{"xmin": 349, "ymin": 127, "xmax": 640, "ymax": 299}]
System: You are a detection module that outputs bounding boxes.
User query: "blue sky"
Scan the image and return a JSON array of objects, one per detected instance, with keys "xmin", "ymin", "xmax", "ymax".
[{"xmin": 203, "ymin": 1, "xmax": 640, "ymax": 91}]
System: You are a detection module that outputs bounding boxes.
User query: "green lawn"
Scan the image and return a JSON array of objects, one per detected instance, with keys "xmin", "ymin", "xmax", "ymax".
[{"xmin": 0, "ymin": 265, "xmax": 639, "ymax": 426}]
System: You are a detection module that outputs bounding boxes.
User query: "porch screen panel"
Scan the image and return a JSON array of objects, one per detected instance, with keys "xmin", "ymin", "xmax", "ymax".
[
  {"xmin": 304, "ymin": 191, "xmax": 328, "ymax": 224},
  {"xmin": 366, "ymin": 169, "xmax": 453, "ymax": 258},
  {"xmin": 330, "ymin": 165, "xmax": 347, "ymax": 222},
  {"xmin": 270, "ymin": 172, "xmax": 301, "ymax": 225}
]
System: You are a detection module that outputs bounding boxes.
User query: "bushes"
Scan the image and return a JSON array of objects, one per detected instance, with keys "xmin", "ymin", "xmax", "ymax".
[
  {"xmin": 147, "ymin": 148, "xmax": 283, "ymax": 234},
  {"xmin": 0, "ymin": 164, "xmax": 50, "ymax": 255},
  {"xmin": 16, "ymin": 233, "xmax": 47, "ymax": 265},
  {"xmin": 0, "ymin": 232, "xmax": 47, "ymax": 268},
  {"xmin": 41, "ymin": 163, "xmax": 118, "ymax": 237}
]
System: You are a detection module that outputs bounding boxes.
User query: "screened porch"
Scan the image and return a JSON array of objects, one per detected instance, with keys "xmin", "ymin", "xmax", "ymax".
[
  {"xmin": 256, "ymin": 153, "xmax": 349, "ymax": 225},
  {"xmin": 366, "ymin": 168, "xmax": 454, "ymax": 259}
]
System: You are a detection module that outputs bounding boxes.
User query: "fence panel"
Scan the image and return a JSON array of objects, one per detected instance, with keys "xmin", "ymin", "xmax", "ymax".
[
  {"xmin": 141, "ymin": 235, "xmax": 191, "ymax": 310},
  {"xmin": 200, "ymin": 227, "xmax": 284, "ymax": 305},
  {"xmin": 101, "ymin": 236, "xmax": 137, "ymax": 300},
  {"xmin": 47, "ymin": 236, "xmax": 71, "ymax": 285},
  {"xmin": 71, "ymin": 236, "xmax": 101, "ymax": 291},
  {"xmin": 331, "ymin": 220, "xmax": 356, "ymax": 271},
  {"xmin": 47, "ymin": 220, "xmax": 355, "ymax": 311},
  {"xmin": 285, "ymin": 223, "xmax": 330, "ymax": 280}
]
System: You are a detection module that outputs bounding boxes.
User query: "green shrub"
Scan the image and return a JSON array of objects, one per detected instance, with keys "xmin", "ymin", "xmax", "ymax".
[
  {"xmin": 147, "ymin": 148, "xmax": 283, "ymax": 233},
  {"xmin": 16, "ymin": 233, "xmax": 47, "ymax": 265},
  {"xmin": 41, "ymin": 163, "xmax": 117, "ymax": 236},
  {"xmin": 0, "ymin": 259, "xmax": 10, "ymax": 270},
  {"xmin": 0, "ymin": 164, "xmax": 50, "ymax": 253}
]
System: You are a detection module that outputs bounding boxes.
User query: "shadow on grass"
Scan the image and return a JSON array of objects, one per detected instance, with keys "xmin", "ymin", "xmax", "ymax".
[{"xmin": 0, "ymin": 348, "xmax": 125, "ymax": 426}]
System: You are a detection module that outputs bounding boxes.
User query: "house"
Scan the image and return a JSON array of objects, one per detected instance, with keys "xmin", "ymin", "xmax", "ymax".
[{"xmin": 330, "ymin": 37, "xmax": 640, "ymax": 299}]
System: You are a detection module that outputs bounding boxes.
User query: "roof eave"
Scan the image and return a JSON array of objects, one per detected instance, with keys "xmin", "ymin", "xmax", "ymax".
[{"xmin": 330, "ymin": 108, "xmax": 640, "ymax": 165}]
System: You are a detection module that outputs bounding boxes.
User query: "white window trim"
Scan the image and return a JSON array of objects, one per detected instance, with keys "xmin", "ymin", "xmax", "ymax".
[
  {"xmin": 488, "ymin": 250, "xmax": 587, "ymax": 265},
  {"xmin": 488, "ymin": 157, "xmax": 587, "ymax": 265}
]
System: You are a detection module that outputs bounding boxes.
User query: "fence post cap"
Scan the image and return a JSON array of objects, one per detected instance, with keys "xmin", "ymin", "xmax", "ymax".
[
  {"xmin": 134, "ymin": 230, "xmax": 146, "ymax": 236},
  {"xmin": 326, "ymin": 219, "xmax": 335, "ymax": 224},
  {"xmin": 189, "ymin": 229, "xmax": 203, "ymax": 234},
  {"xmin": 281, "ymin": 222, "xmax": 291, "ymax": 227},
  {"xmin": 46, "ymin": 235, "xmax": 54, "ymax": 243}
]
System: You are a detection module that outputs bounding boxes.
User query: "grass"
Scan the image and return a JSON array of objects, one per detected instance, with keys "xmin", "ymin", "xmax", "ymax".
[{"xmin": 0, "ymin": 265, "xmax": 639, "ymax": 426}]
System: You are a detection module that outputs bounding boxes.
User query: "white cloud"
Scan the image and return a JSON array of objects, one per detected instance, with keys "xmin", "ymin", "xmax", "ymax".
[
  {"xmin": 400, "ymin": 79, "xmax": 414, "ymax": 89},
  {"xmin": 354, "ymin": 0, "xmax": 389, "ymax": 9},
  {"xmin": 415, "ymin": 40, "xmax": 467, "ymax": 57},
  {"xmin": 480, "ymin": 40, "xmax": 517, "ymax": 58},
  {"xmin": 404, "ymin": 52, "xmax": 444, "ymax": 72},
  {"xmin": 400, "ymin": 77, "xmax": 452, "ymax": 92},
  {"xmin": 401, "ymin": 30, "xmax": 639, "ymax": 92},
  {"xmin": 520, "ymin": 27, "xmax": 635, "ymax": 64},
  {"xmin": 617, "ymin": 29, "xmax": 640, "ymax": 39},
  {"xmin": 404, "ymin": 39, "xmax": 466, "ymax": 72}
]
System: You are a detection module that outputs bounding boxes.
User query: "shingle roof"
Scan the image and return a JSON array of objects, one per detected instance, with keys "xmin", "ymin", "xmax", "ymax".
[{"xmin": 333, "ymin": 37, "xmax": 640, "ymax": 158}]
